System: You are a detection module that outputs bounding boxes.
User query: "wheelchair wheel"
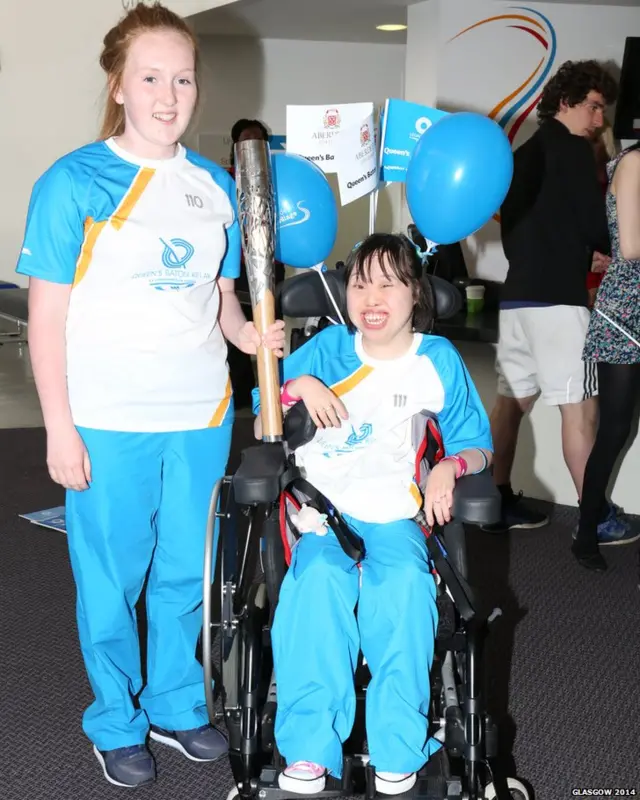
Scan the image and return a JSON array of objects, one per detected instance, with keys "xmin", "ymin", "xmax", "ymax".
[
  {"xmin": 483, "ymin": 777, "xmax": 530, "ymax": 800},
  {"xmin": 203, "ymin": 478, "xmax": 225, "ymax": 725}
]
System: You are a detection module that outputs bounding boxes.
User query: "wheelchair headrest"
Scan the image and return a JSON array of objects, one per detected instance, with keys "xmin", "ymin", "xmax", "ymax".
[{"xmin": 276, "ymin": 267, "xmax": 462, "ymax": 326}]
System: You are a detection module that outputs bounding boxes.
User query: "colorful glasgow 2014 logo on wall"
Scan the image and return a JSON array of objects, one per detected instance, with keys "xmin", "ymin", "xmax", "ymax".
[{"xmin": 449, "ymin": 6, "xmax": 557, "ymax": 144}]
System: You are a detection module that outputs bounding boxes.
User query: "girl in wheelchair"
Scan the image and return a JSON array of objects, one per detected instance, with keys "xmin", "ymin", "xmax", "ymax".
[{"xmin": 253, "ymin": 233, "xmax": 493, "ymax": 796}]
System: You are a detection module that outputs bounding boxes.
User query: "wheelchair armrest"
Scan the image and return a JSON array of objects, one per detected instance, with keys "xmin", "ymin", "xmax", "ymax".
[
  {"xmin": 232, "ymin": 443, "xmax": 288, "ymax": 505},
  {"xmin": 451, "ymin": 470, "xmax": 500, "ymax": 527}
]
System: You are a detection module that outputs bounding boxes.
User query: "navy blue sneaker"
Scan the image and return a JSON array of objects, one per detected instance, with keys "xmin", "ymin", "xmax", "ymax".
[
  {"xmin": 574, "ymin": 503, "xmax": 639, "ymax": 547},
  {"xmin": 149, "ymin": 723, "xmax": 228, "ymax": 762},
  {"xmin": 93, "ymin": 744, "xmax": 156, "ymax": 787},
  {"xmin": 481, "ymin": 487, "xmax": 549, "ymax": 533},
  {"xmin": 596, "ymin": 504, "xmax": 640, "ymax": 546}
]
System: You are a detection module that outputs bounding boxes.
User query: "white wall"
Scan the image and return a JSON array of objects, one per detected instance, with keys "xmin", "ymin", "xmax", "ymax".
[
  {"xmin": 192, "ymin": 36, "xmax": 406, "ymax": 268},
  {"xmin": 404, "ymin": 1, "xmax": 440, "ymax": 114},
  {"xmin": 0, "ymin": 0, "xmax": 236, "ymax": 286}
]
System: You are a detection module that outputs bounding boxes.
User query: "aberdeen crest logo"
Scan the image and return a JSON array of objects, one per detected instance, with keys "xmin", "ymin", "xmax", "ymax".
[{"xmin": 323, "ymin": 108, "xmax": 341, "ymax": 129}]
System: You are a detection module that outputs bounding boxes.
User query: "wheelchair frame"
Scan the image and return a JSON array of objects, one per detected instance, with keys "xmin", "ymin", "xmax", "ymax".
[
  {"xmin": 199, "ymin": 269, "xmax": 531, "ymax": 800},
  {"xmin": 200, "ymin": 434, "xmax": 530, "ymax": 800}
]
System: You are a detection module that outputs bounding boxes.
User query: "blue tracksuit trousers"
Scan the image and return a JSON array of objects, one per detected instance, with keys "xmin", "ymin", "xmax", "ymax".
[
  {"xmin": 271, "ymin": 515, "xmax": 441, "ymax": 778},
  {"xmin": 65, "ymin": 425, "xmax": 231, "ymax": 751}
]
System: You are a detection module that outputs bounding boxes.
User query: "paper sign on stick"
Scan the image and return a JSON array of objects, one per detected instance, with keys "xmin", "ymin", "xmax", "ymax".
[
  {"xmin": 286, "ymin": 103, "xmax": 374, "ymax": 174},
  {"xmin": 335, "ymin": 113, "xmax": 378, "ymax": 206}
]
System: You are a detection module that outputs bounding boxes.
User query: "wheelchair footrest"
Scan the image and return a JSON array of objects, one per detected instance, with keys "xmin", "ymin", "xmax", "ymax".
[
  {"xmin": 255, "ymin": 751, "xmax": 462, "ymax": 800},
  {"xmin": 257, "ymin": 767, "xmax": 349, "ymax": 800},
  {"xmin": 414, "ymin": 774, "xmax": 458, "ymax": 800}
]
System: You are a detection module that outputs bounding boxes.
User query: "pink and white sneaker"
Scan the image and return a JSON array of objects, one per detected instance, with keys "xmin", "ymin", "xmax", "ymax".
[
  {"xmin": 278, "ymin": 761, "xmax": 327, "ymax": 794},
  {"xmin": 375, "ymin": 771, "xmax": 417, "ymax": 795}
]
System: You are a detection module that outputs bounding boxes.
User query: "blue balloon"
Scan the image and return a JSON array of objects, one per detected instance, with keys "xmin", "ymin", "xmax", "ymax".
[
  {"xmin": 405, "ymin": 112, "xmax": 513, "ymax": 245},
  {"xmin": 271, "ymin": 151, "xmax": 338, "ymax": 268}
]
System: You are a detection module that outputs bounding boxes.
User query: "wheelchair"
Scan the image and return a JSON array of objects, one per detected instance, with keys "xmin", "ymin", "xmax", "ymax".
[{"xmin": 199, "ymin": 268, "xmax": 532, "ymax": 800}]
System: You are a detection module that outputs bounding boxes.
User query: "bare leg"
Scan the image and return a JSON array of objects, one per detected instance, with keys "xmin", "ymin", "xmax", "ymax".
[
  {"xmin": 490, "ymin": 393, "xmax": 537, "ymax": 486},
  {"xmin": 558, "ymin": 397, "xmax": 598, "ymax": 500}
]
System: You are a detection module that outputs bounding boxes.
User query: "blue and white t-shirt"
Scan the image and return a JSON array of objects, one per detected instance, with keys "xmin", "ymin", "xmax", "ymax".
[
  {"xmin": 254, "ymin": 326, "xmax": 492, "ymax": 524},
  {"xmin": 16, "ymin": 137, "xmax": 240, "ymax": 432}
]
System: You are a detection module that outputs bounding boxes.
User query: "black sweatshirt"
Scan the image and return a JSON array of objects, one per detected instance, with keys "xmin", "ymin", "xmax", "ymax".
[{"xmin": 499, "ymin": 118, "xmax": 610, "ymax": 308}]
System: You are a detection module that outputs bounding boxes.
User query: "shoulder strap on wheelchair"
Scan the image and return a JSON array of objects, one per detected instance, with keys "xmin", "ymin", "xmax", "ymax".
[
  {"xmin": 421, "ymin": 525, "xmax": 476, "ymax": 622},
  {"xmin": 285, "ymin": 476, "xmax": 366, "ymax": 563}
]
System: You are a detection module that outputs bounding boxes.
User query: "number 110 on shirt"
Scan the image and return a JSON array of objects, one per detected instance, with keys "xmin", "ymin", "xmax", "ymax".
[{"xmin": 185, "ymin": 193, "xmax": 203, "ymax": 209}]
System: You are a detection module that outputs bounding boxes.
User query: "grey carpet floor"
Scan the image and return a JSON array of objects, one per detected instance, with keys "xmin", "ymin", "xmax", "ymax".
[{"xmin": 1, "ymin": 425, "xmax": 639, "ymax": 800}]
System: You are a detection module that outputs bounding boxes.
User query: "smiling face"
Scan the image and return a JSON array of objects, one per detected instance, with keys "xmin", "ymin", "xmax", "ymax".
[
  {"xmin": 113, "ymin": 29, "xmax": 197, "ymax": 159},
  {"xmin": 346, "ymin": 254, "xmax": 416, "ymax": 359}
]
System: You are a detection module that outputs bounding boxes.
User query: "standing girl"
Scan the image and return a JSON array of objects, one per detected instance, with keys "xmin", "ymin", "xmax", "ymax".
[
  {"xmin": 574, "ymin": 142, "xmax": 640, "ymax": 571},
  {"xmin": 17, "ymin": 2, "xmax": 283, "ymax": 787}
]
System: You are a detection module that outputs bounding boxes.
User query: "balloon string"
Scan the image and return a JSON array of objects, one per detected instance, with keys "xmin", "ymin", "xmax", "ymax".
[
  {"xmin": 312, "ymin": 263, "xmax": 346, "ymax": 325},
  {"xmin": 414, "ymin": 239, "xmax": 438, "ymax": 262}
]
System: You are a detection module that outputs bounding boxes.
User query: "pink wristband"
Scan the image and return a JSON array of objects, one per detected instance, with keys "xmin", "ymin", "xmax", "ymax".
[
  {"xmin": 280, "ymin": 380, "xmax": 301, "ymax": 408},
  {"xmin": 440, "ymin": 454, "xmax": 468, "ymax": 479}
]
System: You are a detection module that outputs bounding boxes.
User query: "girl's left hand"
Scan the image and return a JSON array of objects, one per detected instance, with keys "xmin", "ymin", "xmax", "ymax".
[
  {"xmin": 237, "ymin": 320, "xmax": 286, "ymax": 356},
  {"xmin": 424, "ymin": 460, "xmax": 458, "ymax": 527}
]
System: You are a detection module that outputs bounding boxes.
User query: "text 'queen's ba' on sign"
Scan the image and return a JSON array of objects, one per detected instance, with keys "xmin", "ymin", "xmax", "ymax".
[{"xmin": 334, "ymin": 113, "xmax": 379, "ymax": 205}]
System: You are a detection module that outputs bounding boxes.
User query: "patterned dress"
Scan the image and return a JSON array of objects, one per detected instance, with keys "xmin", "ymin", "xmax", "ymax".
[{"xmin": 583, "ymin": 147, "xmax": 640, "ymax": 365}]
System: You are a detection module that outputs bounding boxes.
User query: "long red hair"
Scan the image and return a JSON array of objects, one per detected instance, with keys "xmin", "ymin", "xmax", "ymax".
[{"xmin": 99, "ymin": 1, "xmax": 200, "ymax": 140}]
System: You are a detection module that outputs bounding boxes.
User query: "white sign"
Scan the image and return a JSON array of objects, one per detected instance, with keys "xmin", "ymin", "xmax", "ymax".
[
  {"xmin": 286, "ymin": 102, "xmax": 374, "ymax": 174},
  {"xmin": 335, "ymin": 114, "xmax": 378, "ymax": 206}
]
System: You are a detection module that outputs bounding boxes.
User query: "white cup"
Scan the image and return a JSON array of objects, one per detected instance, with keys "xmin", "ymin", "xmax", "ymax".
[{"xmin": 465, "ymin": 285, "xmax": 485, "ymax": 301}]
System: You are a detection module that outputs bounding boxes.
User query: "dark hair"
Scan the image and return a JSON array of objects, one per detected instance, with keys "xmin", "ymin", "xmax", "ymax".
[
  {"xmin": 229, "ymin": 118, "xmax": 269, "ymax": 164},
  {"xmin": 537, "ymin": 60, "xmax": 618, "ymax": 122},
  {"xmin": 343, "ymin": 233, "xmax": 434, "ymax": 333}
]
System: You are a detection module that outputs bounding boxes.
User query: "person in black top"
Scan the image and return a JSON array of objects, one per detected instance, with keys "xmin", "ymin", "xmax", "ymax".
[{"xmin": 486, "ymin": 60, "xmax": 621, "ymax": 534}]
